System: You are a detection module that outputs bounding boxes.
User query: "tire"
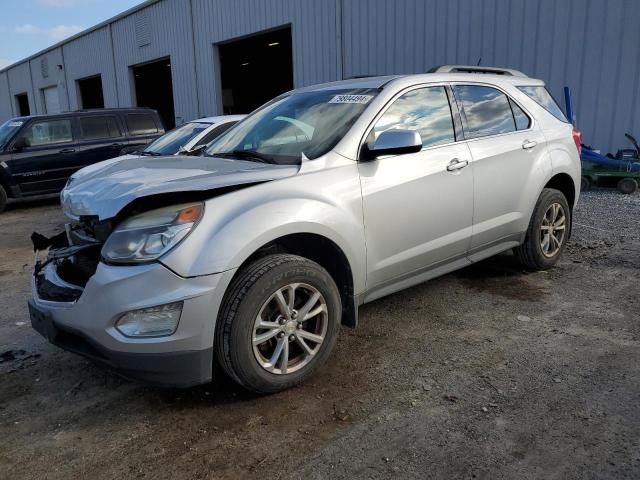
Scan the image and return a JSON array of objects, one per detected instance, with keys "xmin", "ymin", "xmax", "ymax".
[
  {"xmin": 617, "ymin": 177, "xmax": 638, "ymax": 195},
  {"xmin": 514, "ymin": 188, "xmax": 571, "ymax": 270},
  {"xmin": 580, "ymin": 176, "xmax": 591, "ymax": 192},
  {"xmin": 0, "ymin": 184, "xmax": 7, "ymax": 214},
  {"xmin": 215, "ymin": 254, "xmax": 341, "ymax": 394}
]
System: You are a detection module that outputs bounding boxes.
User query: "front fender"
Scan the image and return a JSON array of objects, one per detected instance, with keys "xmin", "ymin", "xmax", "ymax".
[{"xmin": 160, "ymin": 164, "xmax": 366, "ymax": 294}]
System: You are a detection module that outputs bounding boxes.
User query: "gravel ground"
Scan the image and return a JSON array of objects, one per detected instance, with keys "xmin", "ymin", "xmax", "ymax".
[{"xmin": 0, "ymin": 189, "xmax": 638, "ymax": 480}]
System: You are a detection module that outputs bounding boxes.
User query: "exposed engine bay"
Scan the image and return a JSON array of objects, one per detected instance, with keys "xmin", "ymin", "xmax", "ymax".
[{"xmin": 32, "ymin": 220, "xmax": 105, "ymax": 302}]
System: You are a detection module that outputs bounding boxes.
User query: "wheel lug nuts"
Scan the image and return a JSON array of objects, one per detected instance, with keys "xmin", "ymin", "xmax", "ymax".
[
  {"xmin": 289, "ymin": 335, "xmax": 295, "ymax": 342},
  {"xmin": 279, "ymin": 318, "xmax": 286, "ymax": 325},
  {"xmin": 278, "ymin": 332, "xmax": 285, "ymax": 338},
  {"xmin": 297, "ymin": 323, "xmax": 302, "ymax": 329}
]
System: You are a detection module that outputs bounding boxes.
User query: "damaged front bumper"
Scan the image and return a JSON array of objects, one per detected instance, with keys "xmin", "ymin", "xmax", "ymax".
[{"xmin": 29, "ymin": 230, "xmax": 234, "ymax": 388}]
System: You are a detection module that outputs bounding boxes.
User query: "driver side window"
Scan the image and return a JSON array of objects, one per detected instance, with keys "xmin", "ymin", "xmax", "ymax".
[
  {"xmin": 371, "ymin": 86, "xmax": 455, "ymax": 149},
  {"xmin": 20, "ymin": 119, "xmax": 73, "ymax": 147}
]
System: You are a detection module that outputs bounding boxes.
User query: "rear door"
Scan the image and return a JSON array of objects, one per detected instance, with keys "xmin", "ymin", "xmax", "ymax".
[
  {"xmin": 76, "ymin": 114, "xmax": 127, "ymax": 169},
  {"xmin": 6, "ymin": 117, "xmax": 77, "ymax": 194},
  {"xmin": 358, "ymin": 85, "xmax": 474, "ymax": 292},
  {"xmin": 452, "ymin": 84, "xmax": 547, "ymax": 254}
]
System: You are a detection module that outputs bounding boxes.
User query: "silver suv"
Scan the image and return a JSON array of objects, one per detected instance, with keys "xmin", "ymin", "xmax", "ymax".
[{"xmin": 29, "ymin": 66, "xmax": 581, "ymax": 393}]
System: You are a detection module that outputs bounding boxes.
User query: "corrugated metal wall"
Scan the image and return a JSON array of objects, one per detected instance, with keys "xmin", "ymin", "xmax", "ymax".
[
  {"xmin": 28, "ymin": 47, "xmax": 69, "ymax": 114},
  {"xmin": 62, "ymin": 26, "xmax": 119, "ymax": 110},
  {"xmin": 0, "ymin": 73, "xmax": 11, "ymax": 119},
  {"xmin": 111, "ymin": 0, "xmax": 200, "ymax": 124},
  {"xmin": 1, "ymin": 0, "xmax": 639, "ymax": 154},
  {"xmin": 191, "ymin": 0, "xmax": 340, "ymax": 116},
  {"xmin": 6, "ymin": 62, "xmax": 35, "ymax": 115},
  {"xmin": 341, "ymin": 0, "xmax": 640, "ymax": 155}
]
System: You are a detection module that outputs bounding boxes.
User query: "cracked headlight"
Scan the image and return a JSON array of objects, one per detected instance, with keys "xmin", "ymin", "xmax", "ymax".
[{"xmin": 102, "ymin": 203, "xmax": 204, "ymax": 263}]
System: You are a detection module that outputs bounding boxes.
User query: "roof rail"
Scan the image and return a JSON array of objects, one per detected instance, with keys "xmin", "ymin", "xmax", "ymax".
[{"xmin": 428, "ymin": 65, "xmax": 528, "ymax": 77}]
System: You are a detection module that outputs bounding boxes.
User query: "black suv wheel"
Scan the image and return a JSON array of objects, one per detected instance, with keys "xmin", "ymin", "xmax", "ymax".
[{"xmin": 0, "ymin": 184, "xmax": 7, "ymax": 213}]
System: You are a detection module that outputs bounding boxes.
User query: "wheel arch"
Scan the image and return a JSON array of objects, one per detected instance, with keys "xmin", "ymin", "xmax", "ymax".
[
  {"xmin": 544, "ymin": 172, "xmax": 576, "ymax": 209},
  {"xmin": 227, "ymin": 232, "xmax": 359, "ymax": 328}
]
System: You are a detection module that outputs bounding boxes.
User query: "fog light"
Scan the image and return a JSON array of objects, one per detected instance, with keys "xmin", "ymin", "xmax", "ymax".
[{"xmin": 116, "ymin": 302, "xmax": 183, "ymax": 338}]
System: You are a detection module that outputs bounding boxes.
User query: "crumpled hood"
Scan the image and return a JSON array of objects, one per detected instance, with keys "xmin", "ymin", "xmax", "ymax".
[{"xmin": 61, "ymin": 155, "xmax": 299, "ymax": 220}]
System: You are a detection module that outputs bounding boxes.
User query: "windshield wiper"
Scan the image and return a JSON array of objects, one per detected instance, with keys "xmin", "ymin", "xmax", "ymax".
[
  {"xmin": 214, "ymin": 149, "xmax": 274, "ymax": 164},
  {"xmin": 139, "ymin": 150, "xmax": 163, "ymax": 156}
]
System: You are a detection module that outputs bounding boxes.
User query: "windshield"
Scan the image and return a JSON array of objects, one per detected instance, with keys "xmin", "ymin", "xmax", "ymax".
[
  {"xmin": 205, "ymin": 88, "xmax": 380, "ymax": 164},
  {"xmin": 0, "ymin": 119, "xmax": 25, "ymax": 149},
  {"xmin": 144, "ymin": 122, "xmax": 211, "ymax": 155}
]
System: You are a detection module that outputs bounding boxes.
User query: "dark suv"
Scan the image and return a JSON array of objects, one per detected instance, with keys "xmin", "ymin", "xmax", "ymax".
[{"xmin": 0, "ymin": 108, "xmax": 164, "ymax": 212}]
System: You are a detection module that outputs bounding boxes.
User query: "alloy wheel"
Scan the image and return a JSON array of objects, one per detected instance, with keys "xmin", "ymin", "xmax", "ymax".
[
  {"xmin": 252, "ymin": 283, "xmax": 328, "ymax": 375},
  {"xmin": 540, "ymin": 202, "xmax": 566, "ymax": 258}
]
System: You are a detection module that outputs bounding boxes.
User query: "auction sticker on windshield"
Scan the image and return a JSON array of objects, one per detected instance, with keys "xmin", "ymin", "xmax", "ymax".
[
  {"xmin": 329, "ymin": 94, "xmax": 373, "ymax": 104},
  {"xmin": 8, "ymin": 121, "xmax": 23, "ymax": 127}
]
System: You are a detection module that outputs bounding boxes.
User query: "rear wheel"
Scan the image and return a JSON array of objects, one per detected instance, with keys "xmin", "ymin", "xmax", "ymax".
[
  {"xmin": 215, "ymin": 254, "xmax": 341, "ymax": 394},
  {"xmin": 617, "ymin": 177, "xmax": 638, "ymax": 194},
  {"xmin": 0, "ymin": 184, "xmax": 7, "ymax": 213},
  {"xmin": 580, "ymin": 176, "xmax": 591, "ymax": 192},
  {"xmin": 514, "ymin": 188, "xmax": 570, "ymax": 270}
]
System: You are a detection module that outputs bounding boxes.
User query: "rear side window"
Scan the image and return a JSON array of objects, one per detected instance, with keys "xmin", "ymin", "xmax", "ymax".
[
  {"xmin": 454, "ymin": 85, "xmax": 516, "ymax": 139},
  {"xmin": 518, "ymin": 86, "xmax": 568, "ymax": 122},
  {"xmin": 372, "ymin": 86, "xmax": 456, "ymax": 148},
  {"xmin": 509, "ymin": 99, "xmax": 531, "ymax": 130},
  {"xmin": 21, "ymin": 119, "xmax": 73, "ymax": 147},
  {"xmin": 80, "ymin": 116, "xmax": 121, "ymax": 140},
  {"xmin": 126, "ymin": 114, "xmax": 158, "ymax": 135}
]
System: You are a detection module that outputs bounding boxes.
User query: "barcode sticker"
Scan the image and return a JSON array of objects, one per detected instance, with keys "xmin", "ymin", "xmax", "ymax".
[
  {"xmin": 8, "ymin": 121, "xmax": 23, "ymax": 127},
  {"xmin": 329, "ymin": 94, "xmax": 373, "ymax": 104}
]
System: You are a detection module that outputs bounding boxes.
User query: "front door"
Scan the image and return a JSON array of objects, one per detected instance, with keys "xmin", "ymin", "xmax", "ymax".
[
  {"xmin": 6, "ymin": 117, "xmax": 77, "ymax": 194},
  {"xmin": 358, "ymin": 86, "xmax": 474, "ymax": 294}
]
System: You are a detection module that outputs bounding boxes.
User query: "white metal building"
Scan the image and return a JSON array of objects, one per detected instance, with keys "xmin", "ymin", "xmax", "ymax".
[{"xmin": 0, "ymin": 0, "xmax": 638, "ymax": 153}]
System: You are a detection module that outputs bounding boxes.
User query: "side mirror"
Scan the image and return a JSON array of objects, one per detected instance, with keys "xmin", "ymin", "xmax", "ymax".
[
  {"xmin": 12, "ymin": 137, "xmax": 29, "ymax": 152},
  {"xmin": 362, "ymin": 129, "xmax": 422, "ymax": 160}
]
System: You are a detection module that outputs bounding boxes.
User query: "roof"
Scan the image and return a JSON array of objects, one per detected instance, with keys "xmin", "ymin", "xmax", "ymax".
[
  {"xmin": 292, "ymin": 71, "xmax": 544, "ymax": 94},
  {"xmin": 5, "ymin": 107, "xmax": 158, "ymax": 121},
  {"xmin": 0, "ymin": 0, "xmax": 161, "ymax": 74}
]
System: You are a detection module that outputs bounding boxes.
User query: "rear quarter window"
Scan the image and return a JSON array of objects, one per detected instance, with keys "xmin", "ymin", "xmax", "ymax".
[
  {"xmin": 518, "ymin": 86, "xmax": 568, "ymax": 123},
  {"xmin": 126, "ymin": 114, "xmax": 159, "ymax": 136}
]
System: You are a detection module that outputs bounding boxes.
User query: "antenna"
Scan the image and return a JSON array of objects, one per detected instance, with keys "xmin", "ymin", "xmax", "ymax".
[{"xmin": 476, "ymin": 57, "xmax": 482, "ymax": 66}]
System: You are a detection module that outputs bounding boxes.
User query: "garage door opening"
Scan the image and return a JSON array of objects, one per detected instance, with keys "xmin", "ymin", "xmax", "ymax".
[
  {"xmin": 132, "ymin": 58, "xmax": 175, "ymax": 129},
  {"xmin": 218, "ymin": 26, "xmax": 293, "ymax": 114},
  {"xmin": 15, "ymin": 93, "xmax": 30, "ymax": 116},
  {"xmin": 77, "ymin": 75, "xmax": 105, "ymax": 109}
]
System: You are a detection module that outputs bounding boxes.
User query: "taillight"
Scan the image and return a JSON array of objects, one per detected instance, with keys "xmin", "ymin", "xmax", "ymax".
[{"xmin": 572, "ymin": 127, "xmax": 582, "ymax": 155}]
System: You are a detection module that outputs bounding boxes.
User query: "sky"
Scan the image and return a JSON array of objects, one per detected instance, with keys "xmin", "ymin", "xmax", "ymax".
[{"xmin": 0, "ymin": 0, "xmax": 146, "ymax": 69}]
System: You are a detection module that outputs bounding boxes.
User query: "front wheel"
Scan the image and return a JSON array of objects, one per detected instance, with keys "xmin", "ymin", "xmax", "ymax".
[
  {"xmin": 215, "ymin": 254, "xmax": 341, "ymax": 394},
  {"xmin": 0, "ymin": 184, "xmax": 6, "ymax": 213},
  {"xmin": 514, "ymin": 188, "xmax": 571, "ymax": 270}
]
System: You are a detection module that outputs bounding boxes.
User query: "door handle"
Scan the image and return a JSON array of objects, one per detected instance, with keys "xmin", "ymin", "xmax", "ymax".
[
  {"xmin": 446, "ymin": 158, "xmax": 469, "ymax": 172},
  {"xmin": 522, "ymin": 140, "xmax": 537, "ymax": 150},
  {"xmin": 58, "ymin": 148, "xmax": 76, "ymax": 154}
]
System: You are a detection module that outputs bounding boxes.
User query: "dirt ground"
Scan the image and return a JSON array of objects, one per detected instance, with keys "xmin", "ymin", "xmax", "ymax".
[{"xmin": 0, "ymin": 191, "xmax": 638, "ymax": 480}]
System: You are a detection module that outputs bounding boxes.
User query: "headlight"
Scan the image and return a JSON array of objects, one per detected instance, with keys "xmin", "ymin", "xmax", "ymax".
[{"xmin": 102, "ymin": 202, "xmax": 204, "ymax": 263}]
